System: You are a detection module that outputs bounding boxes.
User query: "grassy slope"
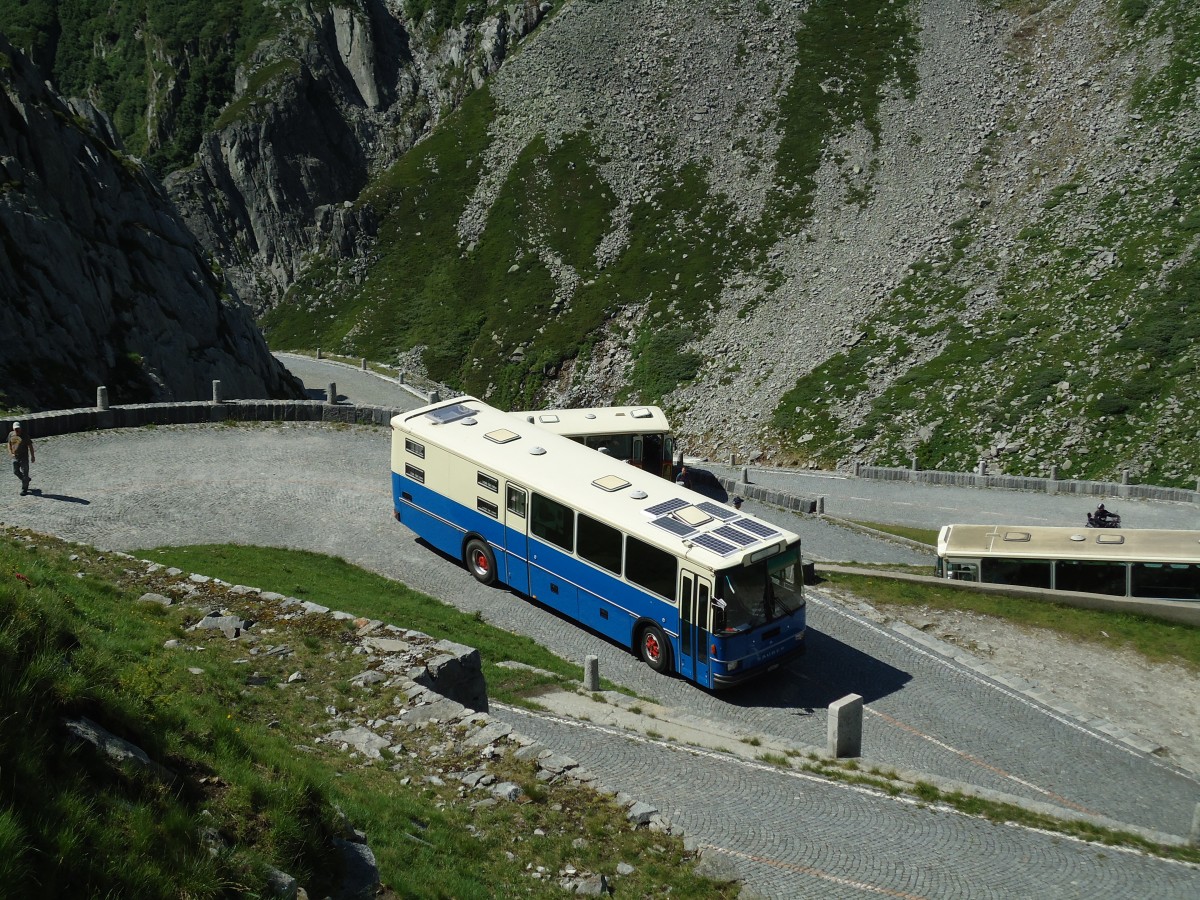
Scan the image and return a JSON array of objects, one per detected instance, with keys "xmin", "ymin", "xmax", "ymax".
[{"xmin": 0, "ymin": 528, "xmax": 733, "ymax": 898}]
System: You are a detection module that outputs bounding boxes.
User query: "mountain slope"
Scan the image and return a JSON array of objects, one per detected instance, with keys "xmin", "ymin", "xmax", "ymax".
[
  {"xmin": 267, "ymin": 0, "xmax": 1199, "ymax": 485},
  {"xmin": 0, "ymin": 34, "xmax": 302, "ymax": 411}
]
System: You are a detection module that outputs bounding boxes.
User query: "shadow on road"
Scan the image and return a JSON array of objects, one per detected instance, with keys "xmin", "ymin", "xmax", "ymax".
[
  {"xmin": 719, "ymin": 628, "xmax": 911, "ymax": 711},
  {"xmin": 25, "ymin": 489, "xmax": 90, "ymax": 505}
]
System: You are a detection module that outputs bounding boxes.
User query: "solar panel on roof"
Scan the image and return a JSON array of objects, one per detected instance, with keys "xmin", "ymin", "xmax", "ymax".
[
  {"xmin": 692, "ymin": 533, "xmax": 738, "ymax": 556},
  {"xmin": 425, "ymin": 403, "xmax": 476, "ymax": 424},
  {"xmin": 645, "ymin": 497, "xmax": 689, "ymax": 517},
  {"xmin": 733, "ymin": 517, "xmax": 781, "ymax": 539},
  {"xmin": 696, "ymin": 501, "xmax": 737, "ymax": 521},
  {"xmin": 651, "ymin": 516, "xmax": 696, "ymax": 537},
  {"xmin": 714, "ymin": 525, "xmax": 757, "ymax": 546}
]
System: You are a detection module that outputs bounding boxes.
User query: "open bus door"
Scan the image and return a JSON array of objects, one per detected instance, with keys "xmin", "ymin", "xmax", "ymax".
[{"xmin": 679, "ymin": 570, "xmax": 712, "ymax": 686}]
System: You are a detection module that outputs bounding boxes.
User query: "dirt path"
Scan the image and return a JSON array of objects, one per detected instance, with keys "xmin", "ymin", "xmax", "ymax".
[{"xmin": 827, "ymin": 590, "xmax": 1200, "ymax": 777}]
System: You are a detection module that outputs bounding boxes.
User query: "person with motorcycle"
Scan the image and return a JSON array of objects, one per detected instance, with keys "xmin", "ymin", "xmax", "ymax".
[{"xmin": 1087, "ymin": 503, "xmax": 1121, "ymax": 528}]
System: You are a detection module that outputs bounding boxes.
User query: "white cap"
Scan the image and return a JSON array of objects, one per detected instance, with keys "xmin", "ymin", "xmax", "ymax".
[{"xmin": 11, "ymin": 422, "xmax": 20, "ymax": 429}]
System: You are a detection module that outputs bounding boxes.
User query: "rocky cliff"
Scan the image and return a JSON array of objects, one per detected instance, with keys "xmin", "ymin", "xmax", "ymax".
[
  {"xmin": 165, "ymin": 0, "xmax": 551, "ymax": 312},
  {"xmin": 0, "ymin": 34, "xmax": 303, "ymax": 413}
]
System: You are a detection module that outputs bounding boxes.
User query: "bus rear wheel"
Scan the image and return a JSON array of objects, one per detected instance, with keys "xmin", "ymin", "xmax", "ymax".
[
  {"xmin": 463, "ymin": 538, "xmax": 497, "ymax": 586},
  {"xmin": 638, "ymin": 624, "xmax": 671, "ymax": 674}
]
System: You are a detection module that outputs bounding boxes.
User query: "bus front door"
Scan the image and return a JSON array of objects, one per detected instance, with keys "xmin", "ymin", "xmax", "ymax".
[
  {"xmin": 678, "ymin": 571, "xmax": 712, "ymax": 686},
  {"xmin": 504, "ymin": 484, "xmax": 531, "ymax": 595}
]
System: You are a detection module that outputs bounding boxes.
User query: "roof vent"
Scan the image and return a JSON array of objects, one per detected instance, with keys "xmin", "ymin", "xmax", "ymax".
[{"xmin": 593, "ymin": 475, "xmax": 631, "ymax": 492}]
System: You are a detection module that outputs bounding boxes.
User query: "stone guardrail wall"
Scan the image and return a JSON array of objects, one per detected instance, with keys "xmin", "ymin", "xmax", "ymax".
[
  {"xmin": 715, "ymin": 475, "xmax": 819, "ymax": 514},
  {"xmin": 2, "ymin": 393, "xmax": 409, "ymax": 440},
  {"xmin": 856, "ymin": 463, "xmax": 1200, "ymax": 505}
]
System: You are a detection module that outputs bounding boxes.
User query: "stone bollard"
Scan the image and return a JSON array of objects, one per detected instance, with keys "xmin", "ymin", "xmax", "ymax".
[
  {"xmin": 1191, "ymin": 801, "xmax": 1200, "ymax": 847},
  {"xmin": 741, "ymin": 466, "xmax": 750, "ymax": 484},
  {"xmin": 429, "ymin": 390, "xmax": 440, "ymax": 403},
  {"xmin": 828, "ymin": 693, "xmax": 864, "ymax": 758},
  {"xmin": 729, "ymin": 453, "xmax": 737, "ymax": 466},
  {"xmin": 910, "ymin": 454, "xmax": 918, "ymax": 472},
  {"xmin": 212, "ymin": 380, "xmax": 222, "ymax": 404},
  {"xmin": 397, "ymin": 371, "xmax": 406, "ymax": 384},
  {"xmin": 817, "ymin": 496, "xmax": 825, "ymax": 515},
  {"xmin": 583, "ymin": 655, "xmax": 600, "ymax": 692},
  {"xmin": 853, "ymin": 461, "xmax": 861, "ymax": 477},
  {"xmin": 327, "ymin": 383, "xmax": 337, "ymax": 404},
  {"xmin": 316, "ymin": 348, "xmax": 322, "ymax": 359},
  {"xmin": 96, "ymin": 386, "xmax": 109, "ymax": 411},
  {"xmin": 361, "ymin": 358, "xmax": 367, "ymax": 371}
]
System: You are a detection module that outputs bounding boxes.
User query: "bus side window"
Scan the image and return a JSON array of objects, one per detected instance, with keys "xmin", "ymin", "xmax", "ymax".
[
  {"xmin": 507, "ymin": 485, "xmax": 527, "ymax": 518},
  {"xmin": 947, "ymin": 562, "xmax": 979, "ymax": 582}
]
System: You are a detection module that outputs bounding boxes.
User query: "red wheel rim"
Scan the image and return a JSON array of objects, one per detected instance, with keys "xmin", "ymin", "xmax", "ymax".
[
  {"xmin": 474, "ymin": 551, "xmax": 489, "ymax": 573},
  {"xmin": 644, "ymin": 633, "xmax": 660, "ymax": 661}
]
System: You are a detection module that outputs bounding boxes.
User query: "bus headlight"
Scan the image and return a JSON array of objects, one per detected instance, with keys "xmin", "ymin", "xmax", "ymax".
[{"xmin": 726, "ymin": 659, "xmax": 740, "ymax": 672}]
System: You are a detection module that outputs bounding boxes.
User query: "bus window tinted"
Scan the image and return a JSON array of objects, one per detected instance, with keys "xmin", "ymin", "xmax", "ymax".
[
  {"xmin": 1054, "ymin": 560, "xmax": 1126, "ymax": 596},
  {"xmin": 531, "ymin": 493, "xmax": 574, "ymax": 552},
  {"xmin": 981, "ymin": 558, "xmax": 1052, "ymax": 589},
  {"xmin": 1131, "ymin": 563, "xmax": 1200, "ymax": 600},
  {"xmin": 578, "ymin": 513, "xmax": 622, "ymax": 574},
  {"xmin": 626, "ymin": 536, "xmax": 676, "ymax": 601}
]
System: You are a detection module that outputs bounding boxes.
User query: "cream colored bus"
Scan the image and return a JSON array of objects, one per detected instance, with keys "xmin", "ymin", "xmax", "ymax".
[
  {"xmin": 937, "ymin": 524, "xmax": 1200, "ymax": 600},
  {"xmin": 514, "ymin": 405, "xmax": 676, "ymax": 479}
]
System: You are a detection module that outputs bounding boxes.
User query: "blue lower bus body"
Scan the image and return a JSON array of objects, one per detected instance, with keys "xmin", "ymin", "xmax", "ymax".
[{"xmin": 393, "ymin": 472, "xmax": 804, "ymax": 689}]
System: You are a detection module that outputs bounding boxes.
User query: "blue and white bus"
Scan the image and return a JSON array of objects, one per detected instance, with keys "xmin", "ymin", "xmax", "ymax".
[{"xmin": 391, "ymin": 397, "xmax": 806, "ymax": 688}]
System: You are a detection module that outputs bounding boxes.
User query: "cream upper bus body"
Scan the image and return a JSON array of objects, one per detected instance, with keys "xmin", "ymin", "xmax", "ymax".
[
  {"xmin": 938, "ymin": 524, "xmax": 1200, "ymax": 564},
  {"xmin": 392, "ymin": 397, "xmax": 795, "ymax": 573},
  {"xmin": 511, "ymin": 405, "xmax": 671, "ymax": 439}
]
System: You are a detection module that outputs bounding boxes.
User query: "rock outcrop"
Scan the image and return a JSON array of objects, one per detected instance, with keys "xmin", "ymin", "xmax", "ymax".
[
  {"xmin": 165, "ymin": 0, "xmax": 550, "ymax": 312},
  {"xmin": 0, "ymin": 34, "xmax": 303, "ymax": 412}
]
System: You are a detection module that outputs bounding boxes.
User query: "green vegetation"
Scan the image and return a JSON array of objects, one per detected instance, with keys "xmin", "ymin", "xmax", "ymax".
[
  {"xmin": 137, "ymin": 543, "xmax": 585, "ymax": 703},
  {"xmin": 265, "ymin": 90, "xmax": 757, "ymax": 408},
  {"xmin": 845, "ymin": 520, "xmax": 940, "ymax": 546},
  {"xmin": 0, "ymin": 0, "xmax": 287, "ymax": 174},
  {"xmin": 0, "ymin": 527, "xmax": 733, "ymax": 897},
  {"xmin": 771, "ymin": 0, "xmax": 919, "ymax": 226},
  {"xmin": 820, "ymin": 571, "xmax": 1200, "ymax": 672}
]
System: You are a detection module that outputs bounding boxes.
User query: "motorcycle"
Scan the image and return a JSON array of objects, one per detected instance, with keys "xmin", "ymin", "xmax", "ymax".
[{"xmin": 1085, "ymin": 511, "xmax": 1121, "ymax": 528}]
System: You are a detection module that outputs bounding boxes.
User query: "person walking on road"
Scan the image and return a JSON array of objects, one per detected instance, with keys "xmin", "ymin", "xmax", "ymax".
[{"xmin": 7, "ymin": 422, "xmax": 34, "ymax": 495}]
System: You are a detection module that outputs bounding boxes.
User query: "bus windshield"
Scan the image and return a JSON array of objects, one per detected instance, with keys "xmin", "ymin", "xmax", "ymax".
[{"xmin": 715, "ymin": 547, "xmax": 804, "ymax": 633}]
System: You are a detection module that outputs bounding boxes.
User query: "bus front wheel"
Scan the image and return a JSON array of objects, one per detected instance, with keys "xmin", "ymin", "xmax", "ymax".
[
  {"xmin": 464, "ymin": 538, "xmax": 497, "ymax": 586},
  {"xmin": 639, "ymin": 624, "xmax": 671, "ymax": 674}
]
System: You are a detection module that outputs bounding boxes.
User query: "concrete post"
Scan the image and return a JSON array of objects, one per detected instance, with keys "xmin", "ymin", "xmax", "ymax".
[
  {"xmin": 429, "ymin": 390, "xmax": 441, "ymax": 403},
  {"xmin": 212, "ymin": 380, "xmax": 222, "ymax": 404},
  {"xmin": 1190, "ymin": 801, "xmax": 1200, "ymax": 847},
  {"xmin": 741, "ymin": 466, "xmax": 750, "ymax": 484},
  {"xmin": 817, "ymin": 496, "xmax": 825, "ymax": 515},
  {"xmin": 397, "ymin": 371, "xmax": 406, "ymax": 384},
  {"xmin": 854, "ymin": 461, "xmax": 861, "ymax": 477},
  {"xmin": 910, "ymin": 454, "xmax": 918, "ymax": 472},
  {"xmin": 583, "ymin": 655, "xmax": 600, "ymax": 692},
  {"xmin": 361, "ymin": 358, "xmax": 367, "ymax": 370},
  {"xmin": 327, "ymin": 383, "xmax": 337, "ymax": 404},
  {"xmin": 316, "ymin": 348, "xmax": 322, "ymax": 359},
  {"xmin": 976, "ymin": 460, "xmax": 986, "ymax": 476},
  {"xmin": 729, "ymin": 453, "xmax": 737, "ymax": 466},
  {"xmin": 828, "ymin": 693, "xmax": 863, "ymax": 758},
  {"xmin": 96, "ymin": 386, "xmax": 109, "ymax": 411}
]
